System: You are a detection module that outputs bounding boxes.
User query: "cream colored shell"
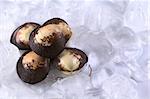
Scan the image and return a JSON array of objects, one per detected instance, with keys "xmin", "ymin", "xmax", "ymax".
[
  {"xmin": 58, "ymin": 50, "xmax": 81, "ymax": 72},
  {"xmin": 16, "ymin": 24, "xmax": 36, "ymax": 45},
  {"xmin": 34, "ymin": 22, "xmax": 71, "ymax": 46},
  {"xmin": 35, "ymin": 24, "xmax": 61, "ymax": 46},
  {"xmin": 22, "ymin": 51, "xmax": 45, "ymax": 70}
]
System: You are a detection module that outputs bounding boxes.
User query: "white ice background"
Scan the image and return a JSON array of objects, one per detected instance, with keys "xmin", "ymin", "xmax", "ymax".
[{"xmin": 0, "ymin": 0, "xmax": 149, "ymax": 99}]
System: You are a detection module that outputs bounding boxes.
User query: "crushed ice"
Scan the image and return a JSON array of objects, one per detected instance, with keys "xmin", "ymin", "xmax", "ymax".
[{"xmin": 0, "ymin": 0, "xmax": 149, "ymax": 99}]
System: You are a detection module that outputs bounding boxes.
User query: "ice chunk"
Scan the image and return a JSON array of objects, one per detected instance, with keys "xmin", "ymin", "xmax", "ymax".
[
  {"xmin": 128, "ymin": 62, "xmax": 148, "ymax": 82},
  {"xmin": 65, "ymin": 0, "xmax": 86, "ymax": 27},
  {"xmin": 50, "ymin": 73, "xmax": 90, "ymax": 98},
  {"xmin": 104, "ymin": 61, "xmax": 132, "ymax": 77},
  {"xmin": 136, "ymin": 81, "xmax": 149, "ymax": 99},
  {"xmin": 102, "ymin": 74, "xmax": 139, "ymax": 99},
  {"xmin": 108, "ymin": 26, "xmax": 137, "ymax": 46},
  {"xmin": 70, "ymin": 28, "xmax": 114, "ymax": 72},
  {"xmin": 107, "ymin": 26, "xmax": 143, "ymax": 61},
  {"xmin": 71, "ymin": 29, "xmax": 114, "ymax": 61},
  {"xmin": 137, "ymin": 30, "xmax": 149, "ymax": 45},
  {"xmin": 109, "ymin": 0, "xmax": 129, "ymax": 14},
  {"xmin": 124, "ymin": 0, "xmax": 149, "ymax": 32},
  {"xmin": 90, "ymin": 69, "xmax": 110, "ymax": 88},
  {"xmin": 119, "ymin": 44, "xmax": 143, "ymax": 61},
  {"xmin": 136, "ymin": 44, "xmax": 149, "ymax": 68}
]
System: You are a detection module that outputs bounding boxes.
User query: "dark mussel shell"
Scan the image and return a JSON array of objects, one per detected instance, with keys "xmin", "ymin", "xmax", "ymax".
[
  {"xmin": 29, "ymin": 26, "xmax": 66, "ymax": 59},
  {"xmin": 43, "ymin": 18, "xmax": 68, "ymax": 26},
  {"xmin": 52, "ymin": 47, "xmax": 88, "ymax": 74},
  {"xmin": 43, "ymin": 18, "xmax": 72, "ymax": 42},
  {"xmin": 16, "ymin": 51, "xmax": 50, "ymax": 84},
  {"xmin": 10, "ymin": 22, "xmax": 40, "ymax": 50}
]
